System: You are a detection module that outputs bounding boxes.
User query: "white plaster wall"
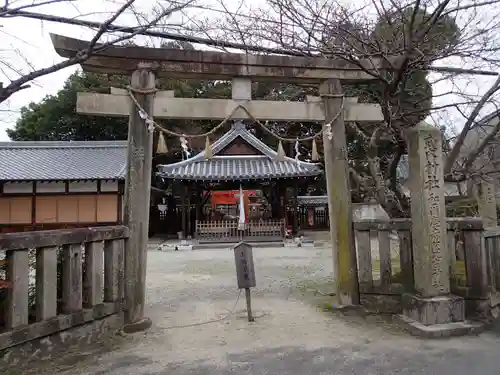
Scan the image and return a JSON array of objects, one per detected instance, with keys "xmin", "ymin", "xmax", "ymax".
[
  {"xmin": 36, "ymin": 181, "xmax": 65, "ymax": 193},
  {"xmin": 3, "ymin": 182, "xmax": 33, "ymax": 194},
  {"xmin": 68, "ymin": 181, "xmax": 98, "ymax": 193},
  {"xmin": 101, "ymin": 180, "xmax": 119, "ymax": 192}
]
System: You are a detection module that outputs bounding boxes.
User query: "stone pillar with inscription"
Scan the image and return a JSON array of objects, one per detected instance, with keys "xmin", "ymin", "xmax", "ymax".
[
  {"xmin": 401, "ymin": 122, "xmax": 472, "ymax": 337},
  {"xmin": 474, "ymin": 177, "xmax": 498, "ymax": 228}
]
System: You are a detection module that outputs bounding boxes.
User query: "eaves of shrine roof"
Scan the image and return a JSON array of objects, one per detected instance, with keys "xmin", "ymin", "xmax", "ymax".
[
  {"xmin": 157, "ymin": 122, "xmax": 323, "ymax": 181},
  {"xmin": 297, "ymin": 195, "xmax": 328, "ymax": 206},
  {"xmin": 0, "ymin": 141, "xmax": 127, "ymax": 181}
]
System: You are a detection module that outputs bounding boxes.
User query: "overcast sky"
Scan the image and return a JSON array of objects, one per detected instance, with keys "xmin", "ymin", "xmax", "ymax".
[
  {"xmin": 0, "ymin": 0, "xmax": 497, "ymax": 142},
  {"xmin": 1, "ymin": 4, "xmax": 83, "ymax": 140},
  {"xmin": 0, "ymin": 0, "xmax": 209, "ymax": 141}
]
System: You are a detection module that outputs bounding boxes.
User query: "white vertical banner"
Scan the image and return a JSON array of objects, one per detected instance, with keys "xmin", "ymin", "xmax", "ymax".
[{"xmin": 238, "ymin": 184, "xmax": 246, "ymax": 230}]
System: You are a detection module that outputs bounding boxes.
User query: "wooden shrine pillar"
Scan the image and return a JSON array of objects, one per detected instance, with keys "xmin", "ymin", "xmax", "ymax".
[
  {"xmin": 279, "ymin": 184, "xmax": 287, "ymax": 224},
  {"xmin": 270, "ymin": 183, "xmax": 280, "ymax": 219},
  {"xmin": 195, "ymin": 185, "xmax": 201, "ymax": 227},
  {"xmin": 292, "ymin": 184, "xmax": 299, "ymax": 235},
  {"xmin": 186, "ymin": 185, "xmax": 192, "ymax": 237},
  {"xmin": 181, "ymin": 184, "xmax": 187, "ymax": 239}
]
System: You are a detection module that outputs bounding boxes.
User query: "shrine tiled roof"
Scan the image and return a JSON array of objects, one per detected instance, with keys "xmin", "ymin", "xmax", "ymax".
[
  {"xmin": 157, "ymin": 122, "xmax": 323, "ymax": 181},
  {"xmin": 0, "ymin": 141, "xmax": 127, "ymax": 181}
]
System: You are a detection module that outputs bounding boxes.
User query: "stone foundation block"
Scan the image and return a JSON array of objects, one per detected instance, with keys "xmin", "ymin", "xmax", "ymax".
[
  {"xmin": 397, "ymin": 293, "xmax": 485, "ymax": 338},
  {"xmin": 402, "ymin": 293, "xmax": 465, "ymax": 325},
  {"xmin": 395, "ymin": 314, "xmax": 484, "ymax": 338}
]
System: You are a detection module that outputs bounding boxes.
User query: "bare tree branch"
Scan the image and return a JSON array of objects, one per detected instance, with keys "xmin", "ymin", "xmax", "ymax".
[
  {"xmin": 0, "ymin": 0, "xmax": 198, "ymax": 104},
  {"xmin": 207, "ymin": 0, "xmax": 500, "ymax": 216},
  {"xmin": 445, "ymin": 75, "xmax": 500, "ymax": 175}
]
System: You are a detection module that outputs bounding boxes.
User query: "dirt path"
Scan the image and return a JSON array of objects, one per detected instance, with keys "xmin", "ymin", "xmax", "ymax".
[{"xmin": 51, "ymin": 246, "xmax": 500, "ymax": 375}]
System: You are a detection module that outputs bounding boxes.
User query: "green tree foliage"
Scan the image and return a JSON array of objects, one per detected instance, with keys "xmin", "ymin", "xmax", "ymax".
[
  {"xmin": 372, "ymin": 7, "xmax": 460, "ymax": 61},
  {"xmin": 331, "ymin": 7, "xmax": 460, "ymax": 215},
  {"xmin": 340, "ymin": 7, "xmax": 459, "ymax": 129},
  {"xmin": 8, "ymin": 40, "xmax": 234, "ymax": 148},
  {"xmin": 7, "ymin": 73, "xmax": 130, "ymax": 141},
  {"xmin": 7, "ymin": 71, "xmax": 233, "ymax": 144},
  {"xmin": 370, "ymin": 7, "xmax": 459, "ymax": 127}
]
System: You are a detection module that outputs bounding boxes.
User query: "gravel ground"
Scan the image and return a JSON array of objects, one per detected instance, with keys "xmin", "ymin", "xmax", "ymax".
[{"xmin": 47, "ymin": 246, "xmax": 500, "ymax": 375}]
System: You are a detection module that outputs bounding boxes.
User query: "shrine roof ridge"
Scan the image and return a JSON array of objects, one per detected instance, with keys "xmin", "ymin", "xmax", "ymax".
[
  {"xmin": 157, "ymin": 122, "xmax": 323, "ymax": 181},
  {"xmin": 160, "ymin": 121, "xmax": 321, "ymax": 168},
  {"xmin": 0, "ymin": 140, "xmax": 127, "ymax": 149}
]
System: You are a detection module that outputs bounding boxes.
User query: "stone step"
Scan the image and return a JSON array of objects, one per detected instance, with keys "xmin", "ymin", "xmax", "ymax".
[{"xmin": 192, "ymin": 241, "xmax": 285, "ymax": 250}]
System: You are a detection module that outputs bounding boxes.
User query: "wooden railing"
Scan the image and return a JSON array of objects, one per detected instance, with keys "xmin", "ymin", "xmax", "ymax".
[
  {"xmin": 0, "ymin": 226, "xmax": 128, "ymax": 351},
  {"xmin": 195, "ymin": 220, "xmax": 285, "ymax": 243},
  {"xmin": 353, "ymin": 218, "xmax": 494, "ymax": 318}
]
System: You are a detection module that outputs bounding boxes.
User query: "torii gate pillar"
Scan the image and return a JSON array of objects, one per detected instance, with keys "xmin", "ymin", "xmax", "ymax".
[
  {"xmin": 121, "ymin": 65, "xmax": 155, "ymax": 333},
  {"xmin": 321, "ymin": 80, "xmax": 360, "ymax": 306}
]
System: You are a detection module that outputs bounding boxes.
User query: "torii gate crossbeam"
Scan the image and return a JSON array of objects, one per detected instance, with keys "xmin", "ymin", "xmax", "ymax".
[{"xmin": 50, "ymin": 33, "xmax": 387, "ymax": 83}]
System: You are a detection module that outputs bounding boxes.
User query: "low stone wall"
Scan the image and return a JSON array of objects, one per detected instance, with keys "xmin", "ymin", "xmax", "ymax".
[
  {"xmin": 367, "ymin": 233, "xmax": 401, "ymax": 260},
  {"xmin": 303, "ymin": 203, "xmax": 400, "ymax": 259},
  {"xmin": 354, "ymin": 203, "xmax": 399, "ymax": 261},
  {"xmin": 352, "ymin": 203, "xmax": 389, "ymax": 222},
  {"xmin": 1, "ymin": 313, "xmax": 124, "ymax": 370}
]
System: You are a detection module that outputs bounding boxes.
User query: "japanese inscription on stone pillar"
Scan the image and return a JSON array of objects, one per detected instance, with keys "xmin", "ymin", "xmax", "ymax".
[
  {"xmin": 408, "ymin": 123, "xmax": 450, "ymax": 297},
  {"xmin": 476, "ymin": 179, "xmax": 498, "ymax": 228},
  {"xmin": 423, "ymin": 134, "xmax": 447, "ymax": 294}
]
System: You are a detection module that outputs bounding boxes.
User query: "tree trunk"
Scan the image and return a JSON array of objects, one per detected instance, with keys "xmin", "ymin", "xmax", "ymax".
[{"xmin": 378, "ymin": 195, "xmax": 411, "ymax": 218}]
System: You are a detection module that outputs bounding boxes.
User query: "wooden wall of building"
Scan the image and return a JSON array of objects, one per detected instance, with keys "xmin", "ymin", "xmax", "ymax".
[{"xmin": 0, "ymin": 180, "xmax": 123, "ymax": 233}]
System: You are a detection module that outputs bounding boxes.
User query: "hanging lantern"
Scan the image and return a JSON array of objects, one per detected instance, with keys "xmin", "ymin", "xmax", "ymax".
[
  {"xmin": 311, "ymin": 138, "xmax": 319, "ymax": 161},
  {"xmin": 204, "ymin": 136, "xmax": 213, "ymax": 159},
  {"xmin": 277, "ymin": 140, "xmax": 286, "ymax": 161},
  {"xmin": 156, "ymin": 132, "xmax": 168, "ymax": 154}
]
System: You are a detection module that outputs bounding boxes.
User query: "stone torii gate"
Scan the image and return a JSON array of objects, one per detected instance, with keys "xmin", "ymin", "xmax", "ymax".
[{"xmin": 50, "ymin": 33, "xmax": 384, "ymax": 330}]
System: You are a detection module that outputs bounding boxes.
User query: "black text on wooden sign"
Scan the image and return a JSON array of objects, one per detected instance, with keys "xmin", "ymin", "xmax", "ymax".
[{"xmin": 233, "ymin": 242, "xmax": 256, "ymax": 289}]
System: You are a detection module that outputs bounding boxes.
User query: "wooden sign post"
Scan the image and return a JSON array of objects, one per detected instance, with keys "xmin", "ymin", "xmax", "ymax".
[{"xmin": 233, "ymin": 242, "xmax": 256, "ymax": 322}]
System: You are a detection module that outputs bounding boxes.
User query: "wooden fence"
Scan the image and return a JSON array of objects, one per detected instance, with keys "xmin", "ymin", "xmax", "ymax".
[
  {"xmin": 353, "ymin": 217, "xmax": 498, "ymax": 318},
  {"xmin": 292, "ymin": 206, "xmax": 329, "ymax": 231},
  {"xmin": 0, "ymin": 226, "xmax": 128, "ymax": 352},
  {"xmin": 195, "ymin": 220, "xmax": 285, "ymax": 243},
  {"xmin": 153, "ymin": 204, "xmax": 330, "ymax": 237}
]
